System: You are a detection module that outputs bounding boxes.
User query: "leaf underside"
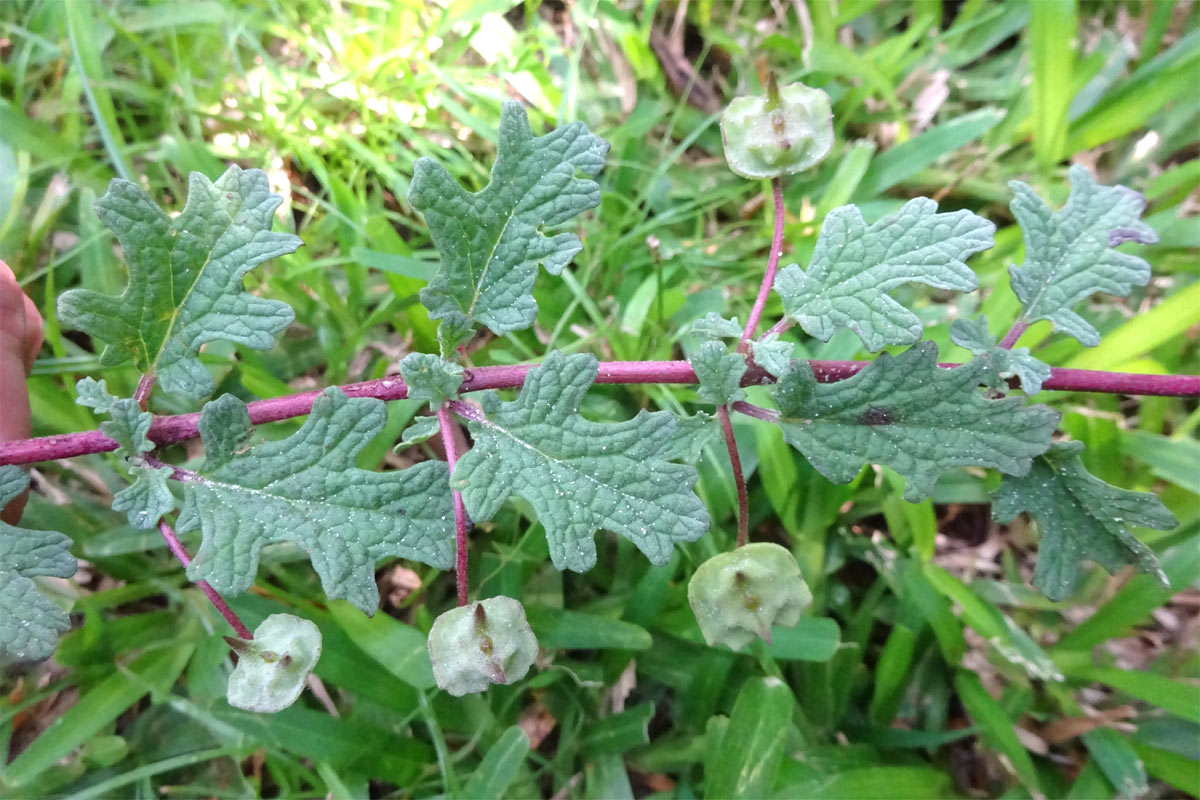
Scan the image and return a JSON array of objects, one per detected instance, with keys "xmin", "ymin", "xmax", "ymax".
[
  {"xmin": 0, "ymin": 467, "xmax": 75, "ymax": 663},
  {"xmin": 181, "ymin": 389, "xmax": 455, "ymax": 613},
  {"xmin": 773, "ymin": 342, "xmax": 1060, "ymax": 501},
  {"xmin": 58, "ymin": 166, "xmax": 301, "ymax": 398},
  {"xmin": 452, "ymin": 351, "xmax": 710, "ymax": 572},
  {"xmin": 774, "ymin": 198, "xmax": 994, "ymax": 351},
  {"xmin": 411, "ymin": 101, "xmax": 609, "ymax": 335},
  {"xmin": 1009, "ymin": 164, "xmax": 1158, "ymax": 346},
  {"xmin": 992, "ymin": 441, "xmax": 1174, "ymax": 601}
]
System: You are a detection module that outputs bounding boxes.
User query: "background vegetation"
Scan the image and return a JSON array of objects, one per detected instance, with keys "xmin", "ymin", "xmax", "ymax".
[{"xmin": 1, "ymin": 0, "xmax": 1197, "ymax": 797}]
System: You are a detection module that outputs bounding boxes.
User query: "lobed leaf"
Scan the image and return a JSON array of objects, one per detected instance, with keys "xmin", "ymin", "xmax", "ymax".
[
  {"xmin": 1008, "ymin": 164, "xmax": 1158, "ymax": 346},
  {"xmin": 689, "ymin": 312, "xmax": 743, "ymax": 340},
  {"xmin": 411, "ymin": 101, "xmax": 608, "ymax": 335},
  {"xmin": 690, "ymin": 340, "xmax": 747, "ymax": 406},
  {"xmin": 949, "ymin": 316, "xmax": 1051, "ymax": 394},
  {"xmin": 75, "ymin": 377, "xmax": 172, "ymax": 528},
  {"xmin": 772, "ymin": 342, "xmax": 1060, "ymax": 501},
  {"xmin": 0, "ymin": 466, "xmax": 75, "ymax": 663},
  {"xmin": 774, "ymin": 198, "xmax": 994, "ymax": 351},
  {"xmin": 398, "ymin": 353, "xmax": 463, "ymax": 407},
  {"xmin": 750, "ymin": 333, "xmax": 793, "ymax": 378},
  {"xmin": 452, "ymin": 351, "xmax": 710, "ymax": 571},
  {"xmin": 181, "ymin": 390, "xmax": 455, "ymax": 613},
  {"xmin": 992, "ymin": 440, "xmax": 1174, "ymax": 601},
  {"xmin": 58, "ymin": 167, "xmax": 301, "ymax": 398}
]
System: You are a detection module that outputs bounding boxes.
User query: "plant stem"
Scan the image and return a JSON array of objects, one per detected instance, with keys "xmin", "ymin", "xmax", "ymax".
[
  {"xmin": 3, "ymin": 361, "xmax": 1197, "ymax": 466},
  {"xmin": 731, "ymin": 401, "xmax": 780, "ymax": 423},
  {"xmin": 762, "ymin": 317, "xmax": 793, "ymax": 340},
  {"xmin": 716, "ymin": 405, "xmax": 749, "ymax": 548},
  {"xmin": 438, "ymin": 403, "xmax": 470, "ymax": 607},
  {"xmin": 739, "ymin": 177, "xmax": 787, "ymax": 352},
  {"xmin": 157, "ymin": 518, "xmax": 253, "ymax": 639},
  {"xmin": 999, "ymin": 320, "xmax": 1028, "ymax": 349},
  {"xmin": 133, "ymin": 374, "xmax": 156, "ymax": 410}
]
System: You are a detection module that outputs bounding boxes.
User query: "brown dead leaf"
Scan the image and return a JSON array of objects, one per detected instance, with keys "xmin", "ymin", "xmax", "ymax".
[
  {"xmin": 1040, "ymin": 706, "xmax": 1137, "ymax": 744},
  {"xmin": 519, "ymin": 699, "xmax": 558, "ymax": 749}
]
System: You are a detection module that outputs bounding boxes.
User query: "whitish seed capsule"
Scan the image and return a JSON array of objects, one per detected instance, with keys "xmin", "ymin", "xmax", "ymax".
[
  {"xmin": 687, "ymin": 542, "xmax": 812, "ymax": 650},
  {"xmin": 226, "ymin": 613, "xmax": 322, "ymax": 713},
  {"xmin": 427, "ymin": 596, "xmax": 539, "ymax": 696},
  {"xmin": 720, "ymin": 77, "xmax": 833, "ymax": 179}
]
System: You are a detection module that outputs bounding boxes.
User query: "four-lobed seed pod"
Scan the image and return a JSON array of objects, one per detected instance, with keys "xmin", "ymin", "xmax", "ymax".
[
  {"xmin": 687, "ymin": 542, "xmax": 812, "ymax": 650},
  {"xmin": 720, "ymin": 76, "xmax": 833, "ymax": 179},
  {"xmin": 226, "ymin": 613, "xmax": 323, "ymax": 713},
  {"xmin": 427, "ymin": 595, "xmax": 539, "ymax": 696}
]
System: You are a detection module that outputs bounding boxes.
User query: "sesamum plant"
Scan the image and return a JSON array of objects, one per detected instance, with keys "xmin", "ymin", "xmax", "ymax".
[{"xmin": 0, "ymin": 78, "xmax": 1195, "ymax": 709}]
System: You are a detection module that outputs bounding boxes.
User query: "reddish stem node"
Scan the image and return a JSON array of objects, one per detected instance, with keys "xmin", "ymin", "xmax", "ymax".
[
  {"xmin": 438, "ymin": 403, "xmax": 471, "ymax": 607},
  {"xmin": 157, "ymin": 518, "xmax": 253, "ymax": 639},
  {"xmin": 739, "ymin": 178, "xmax": 787, "ymax": 352},
  {"xmin": 716, "ymin": 405, "xmax": 750, "ymax": 548}
]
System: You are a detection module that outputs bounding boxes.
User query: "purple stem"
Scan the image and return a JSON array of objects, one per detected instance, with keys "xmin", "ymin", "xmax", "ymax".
[
  {"xmin": 739, "ymin": 178, "xmax": 787, "ymax": 352},
  {"xmin": 438, "ymin": 403, "xmax": 470, "ymax": 608},
  {"xmin": 157, "ymin": 519, "xmax": 253, "ymax": 639},
  {"xmin": 999, "ymin": 320, "xmax": 1029, "ymax": 350},
  {"xmin": 731, "ymin": 401, "xmax": 780, "ymax": 423},
  {"xmin": 762, "ymin": 317, "xmax": 793, "ymax": 340},
  {"xmin": 2, "ymin": 361, "xmax": 1197, "ymax": 466},
  {"xmin": 133, "ymin": 374, "xmax": 156, "ymax": 410},
  {"xmin": 716, "ymin": 405, "xmax": 749, "ymax": 548}
]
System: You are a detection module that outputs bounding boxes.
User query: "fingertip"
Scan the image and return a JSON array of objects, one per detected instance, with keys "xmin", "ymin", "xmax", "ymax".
[{"xmin": 23, "ymin": 292, "xmax": 44, "ymax": 375}]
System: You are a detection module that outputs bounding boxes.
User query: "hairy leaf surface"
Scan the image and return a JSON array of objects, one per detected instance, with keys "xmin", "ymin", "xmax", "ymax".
[
  {"xmin": 399, "ymin": 353, "xmax": 463, "ymax": 406},
  {"xmin": 690, "ymin": 340, "xmax": 747, "ymax": 406},
  {"xmin": 992, "ymin": 441, "xmax": 1174, "ymax": 601},
  {"xmin": 76, "ymin": 378, "xmax": 173, "ymax": 528},
  {"xmin": 773, "ymin": 343, "xmax": 1059, "ymax": 501},
  {"xmin": 411, "ymin": 101, "xmax": 608, "ymax": 334},
  {"xmin": 58, "ymin": 167, "xmax": 301, "ymax": 398},
  {"xmin": 181, "ymin": 390, "xmax": 454, "ymax": 613},
  {"xmin": 452, "ymin": 352, "xmax": 709, "ymax": 571},
  {"xmin": 1009, "ymin": 164, "xmax": 1158, "ymax": 346},
  {"xmin": 774, "ymin": 199, "xmax": 994, "ymax": 351},
  {"xmin": 950, "ymin": 316, "xmax": 1051, "ymax": 394},
  {"xmin": 0, "ymin": 466, "xmax": 75, "ymax": 663}
]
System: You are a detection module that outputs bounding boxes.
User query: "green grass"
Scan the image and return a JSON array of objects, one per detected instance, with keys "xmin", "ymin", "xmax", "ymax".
[{"xmin": 2, "ymin": 1, "xmax": 1198, "ymax": 797}]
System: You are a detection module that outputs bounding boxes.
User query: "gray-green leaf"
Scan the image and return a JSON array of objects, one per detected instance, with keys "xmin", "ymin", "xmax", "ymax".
[
  {"xmin": 411, "ymin": 101, "xmax": 608, "ymax": 335},
  {"xmin": 950, "ymin": 316, "xmax": 1052, "ymax": 394},
  {"xmin": 751, "ymin": 333, "xmax": 793, "ymax": 378},
  {"xmin": 452, "ymin": 351, "xmax": 710, "ymax": 571},
  {"xmin": 773, "ymin": 342, "xmax": 1059, "ymax": 501},
  {"xmin": 992, "ymin": 441, "xmax": 1174, "ymax": 601},
  {"xmin": 690, "ymin": 340, "xmax": 747, "ymax": 406},
  {"xmin": 399, "ymin": 353, "xmax": 463, "ymax": 406},
  {"xmin": 58, "ymin": 167, "xmax": 301, "ymax": 398},
  {"xmin": 0, "ymin": 466, "xmax": 75, "ymax": 663},
  {"xmin": 181, "ymin": 388, "xmax": 455, "ymax": 613},
  {"xmin": 111, "ymin": 464, "xmax": 174, "ymax": 530},
  {"xmin": 689, "ymin": 312, "xmax": 743, "ymax": 340},
  {"xmin": 396, "ymin": 415, "xmax": 442, "ymax": 450},
  {"xmin": 774, "ymin": 199, "xmax": 994, "ymax": 351},
  {"xmin": 664, "ymin": 411, "xmax": 721, "ymax": 464},
  {"xmin": 1008, "ymin": 164, "xmax": 1158, "ymax": 346}
]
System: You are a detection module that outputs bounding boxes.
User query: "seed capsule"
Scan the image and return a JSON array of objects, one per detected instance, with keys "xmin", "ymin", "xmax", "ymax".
[
  {"xmin": 720, "ymin": 79, "xmax": 833, "ymax": 179},
  {"xmin": 427, "ymin": 596, "xmax": 539, "ymax": 696},
  {"xmin": 688, "ymin": 543, "xmax": 812, "ymax": 650}
]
